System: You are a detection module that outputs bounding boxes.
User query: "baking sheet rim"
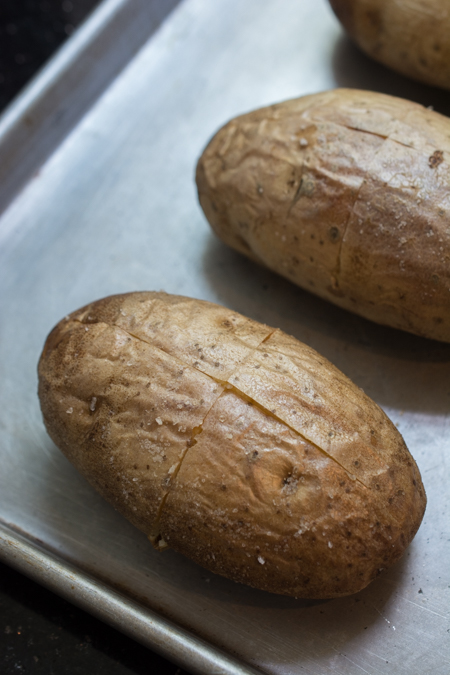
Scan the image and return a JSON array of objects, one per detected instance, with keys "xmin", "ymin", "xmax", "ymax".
[
  {"xmin": 0, "ymin": 520, "xmax": 262, "ymax": 675},
  {"xmin": 0, "ymin": 0, "xmax": 261, "ymax": 671}
]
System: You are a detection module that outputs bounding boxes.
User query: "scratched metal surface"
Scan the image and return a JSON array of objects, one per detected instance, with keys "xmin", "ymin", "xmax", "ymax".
[{"xmin": 0, "ymin": 0, "xmax": 449, "ymax": 673}]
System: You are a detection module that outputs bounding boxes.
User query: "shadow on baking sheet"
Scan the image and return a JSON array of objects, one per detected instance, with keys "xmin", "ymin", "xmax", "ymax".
[
  {"xmin": 331, "ymin": 35, "xmax": 450, "ymax": 118},
  {"xmin": 202, "ymin": 235, "xmax": 450, "ymax": 415}
]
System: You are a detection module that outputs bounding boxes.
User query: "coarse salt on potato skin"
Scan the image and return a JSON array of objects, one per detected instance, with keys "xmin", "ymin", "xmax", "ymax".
[
  {"xmin": 328, "ymin": 0, "xmax": 450, "ymax": 90},
  {"xmin": 38, "ymin": 292, "xmax": 426, "ymax": 598},
  {"xmin": 196, "ymin": 89, "xmax": 450, "ymax": 343}
]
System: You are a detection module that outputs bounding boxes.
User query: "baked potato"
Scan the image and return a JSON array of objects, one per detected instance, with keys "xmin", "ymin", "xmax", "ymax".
[
  {"xmin": 329, "ymin": 0, "xmax": 450, "ymax": 90},
  {"xmin": 196, "ymin": 89, "xmax": 450, "ymax": 342},
  {"xmin": 38, "ymin": 292, "xmax": 426, "ymax": 599}
]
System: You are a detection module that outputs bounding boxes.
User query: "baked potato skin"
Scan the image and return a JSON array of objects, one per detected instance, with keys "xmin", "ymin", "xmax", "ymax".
[
  {"xmin": 329, "ymin": 0, "xmax": 450, "ymax": 90},
  {"xmin": 196, "ymin": 89, "xmax": 450, "ymax": 343},
  {"xmin": 38, "ymin": 292, "xmax": 426, "ymax": 598}
]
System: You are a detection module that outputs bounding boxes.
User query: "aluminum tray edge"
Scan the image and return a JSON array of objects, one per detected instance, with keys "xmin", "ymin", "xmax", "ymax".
[{"xmin": 0, "ymin": 520, "xmax": 263, "ymax": 675}]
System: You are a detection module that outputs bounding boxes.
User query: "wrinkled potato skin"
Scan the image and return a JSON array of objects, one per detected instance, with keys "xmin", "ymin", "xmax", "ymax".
[
  {"xmin": 329, "ymin": 0, "xmax": 450, "ymax": 90},
  {"xmin": 38, "ymin": 292, "xmax": 426, "ymax": 599},
  {"xmin": 196, "ymin": 89, "xmax": 450, "ymax": 342}
]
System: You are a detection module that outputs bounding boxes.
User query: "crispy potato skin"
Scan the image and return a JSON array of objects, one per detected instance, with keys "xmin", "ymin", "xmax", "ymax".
[
  {"xmin": 329, "ymin": 0, "xmax": 450, "ymax": 90},
  {"xmin": 196, "ymin": 89, "xmax": 450, "ymax": 342},
  {"xmin": 38, "ymin": 292, "xmax": 426, "ymax": 598}
]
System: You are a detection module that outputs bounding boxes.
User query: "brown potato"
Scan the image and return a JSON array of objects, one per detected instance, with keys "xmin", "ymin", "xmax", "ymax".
[
  {"xmin": 329, "ymin": 0, "xmax": 450, "ymax": 90},
  {"xmin": 196, "ymin": 89, "xmax": 450, "ymax": 343},
  {"xmin": 38, "ymin": 292, "xmax": 426, "ymax": 599}
]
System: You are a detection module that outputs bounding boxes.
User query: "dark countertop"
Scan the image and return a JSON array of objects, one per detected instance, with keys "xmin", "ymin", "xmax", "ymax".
[
  {"xmin": 0, "ymin": 0, "xmax": 95, "ymax": 112},
  {"xmin": 0, "ymin": 3, "xmax": 189, "ymax": 673},
  {"xmin": 0, "ymin": 561, "xmax": 187, "ymax": 674}
]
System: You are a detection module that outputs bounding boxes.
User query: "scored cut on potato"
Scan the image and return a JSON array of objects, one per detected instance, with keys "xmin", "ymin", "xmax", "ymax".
[
  {"xmin": 196, "ymin": 89, "xmax": 450, "ymax": 342},
  {"xmin": 39, "ymin": 292, "xmax": 426, "ymax": 598},
  {"xmin": 39, "ymin": 318, "xmax": 224, "ymax": 538}
]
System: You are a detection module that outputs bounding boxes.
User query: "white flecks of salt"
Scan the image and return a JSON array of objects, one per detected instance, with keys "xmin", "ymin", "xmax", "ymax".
[
  {"xmin": 299, "ymin": 138, "xmax": 308, "ymax": 147},
  {"xmin": 328, "ymin": 541, "xmax": 333, "ymax": 548},
  {"xmin": 156, "ymin": 417, "xmax": 163, "ymax": 425},
  {"xmin": 226, "ymin": 433, "xmax": 233, "ymax": 440},
  {"xmin": 85, "ymin": 326, "xmax": 89, "ymax": 331},
  {"xmin": 90, "ymin": 396, "xmax": 97, "ymax": 412},
  {"xmin": 257, "ymin": 556, "xmax": 265, "ymax": 565},
  {"xmin": 66, "ymin": 407, "xmax": 73, "ymax": 414}
]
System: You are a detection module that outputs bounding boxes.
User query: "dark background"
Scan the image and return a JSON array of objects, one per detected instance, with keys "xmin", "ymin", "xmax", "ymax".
[
  {"xmin": 0, "ymin": 2, "xmax": 188, "ymax": 673},
  {"xmin": 0, "ymin": 0, "xmax": 97, "ymax": 112}
]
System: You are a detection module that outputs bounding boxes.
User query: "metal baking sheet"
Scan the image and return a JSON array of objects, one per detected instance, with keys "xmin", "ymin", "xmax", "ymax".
[{"xmin": 1, "ymin": 0, "xmax": 449, "ymax": 673}]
